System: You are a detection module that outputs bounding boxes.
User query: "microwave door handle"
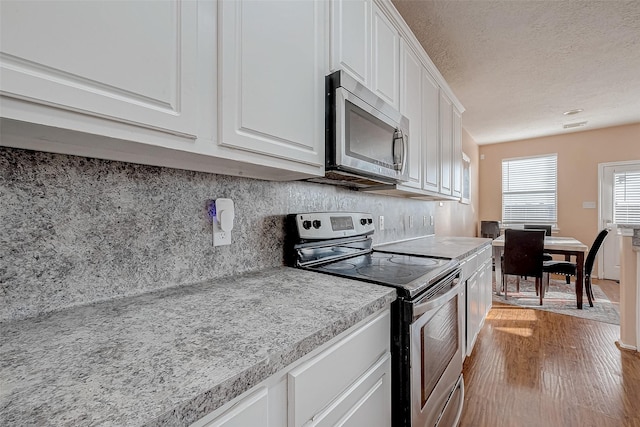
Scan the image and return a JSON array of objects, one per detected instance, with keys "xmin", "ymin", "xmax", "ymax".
[
  {"xmin": 393, "ymin": 130, "xmax": 406, "ymax": 171},
  {"xmin": 401, "ymin": 132, "xmax": 408, "ymax": 173}
]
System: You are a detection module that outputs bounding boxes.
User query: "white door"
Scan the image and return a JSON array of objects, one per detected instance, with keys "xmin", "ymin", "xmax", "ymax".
[{"xmin": 600, "ymin": 161, "xmax": 640, "ymax": 280}]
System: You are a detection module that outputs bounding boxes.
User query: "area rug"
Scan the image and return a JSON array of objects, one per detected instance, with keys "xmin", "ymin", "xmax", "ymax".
[{"xmin": 492, "ymin": 275, "xmax": 620, "ymax": 325}]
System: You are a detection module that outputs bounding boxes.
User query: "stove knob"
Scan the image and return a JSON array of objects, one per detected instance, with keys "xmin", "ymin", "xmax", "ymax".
[
  {"xmin": 367, "ymin": 218, "xmax": 373, "ymax": 224},
  {"xmin": 360, "ymin": 218, "xmax": 367, "ymax": 226},
  {"xmin": 312, "ymin": 220, "xmax": 321, "ymax": 229},
  {"xmin": 302, "ymin": 220, "xmax": 312, "ymax": 230}
]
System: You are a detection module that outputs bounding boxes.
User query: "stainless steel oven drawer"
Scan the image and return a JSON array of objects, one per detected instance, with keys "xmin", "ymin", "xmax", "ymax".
[{"xmin": 435, "ymin": 375, "xmax": 464, "ymax": 427}]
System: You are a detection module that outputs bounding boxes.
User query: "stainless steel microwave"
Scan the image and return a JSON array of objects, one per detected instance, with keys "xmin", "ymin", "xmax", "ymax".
[{"xmin": 322, "ymin": 70, "xmax": 410, "ymax": 188}]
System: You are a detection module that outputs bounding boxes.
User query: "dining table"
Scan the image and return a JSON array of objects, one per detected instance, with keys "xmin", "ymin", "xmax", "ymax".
[{"xmin": 492, "ymin": 235, "xmax": 589, "ymax": 309}]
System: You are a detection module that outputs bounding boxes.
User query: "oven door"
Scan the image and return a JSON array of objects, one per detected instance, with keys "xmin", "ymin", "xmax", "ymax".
[
  {"xmin": 410, "ymin": 272, "xmax": 463, "ymax": 427},
  {"xmin": 332, "ymin": 86, "xmax": 409, "ymax": 183}
]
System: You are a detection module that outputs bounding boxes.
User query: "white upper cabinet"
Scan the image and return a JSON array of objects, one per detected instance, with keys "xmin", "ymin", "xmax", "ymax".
[
  {"xmin": 330, "ymin": 0, "xmax": 371, "ymax": 86},
  {"xmin": 422, "ymin": 69, "xmax": 441, "ymax": 194},
  {"xmin": 0, "ymin": 0, "xmax": 198, "ymax": 137},
  {"xmin": 330, "ymin": 0, "xmax": 399, "ymax": 110},
  {"xmin": 1, "ymin": 0, "xmax": 461, "ymax": 189},
  {"xmin": 218, "ymin": 0, "xmax": 326, "ymax": 170},
  {"xmin": 399, "ymin": 40, "xmax": 422, "ymax": 188},
  {"xmin": 452, "ymin": 107, "xmax": 463, "ymax": 198},
  {"xmin": 439, "ymin": 92, "xmax": 454, "ymax": 196},
  {"xmin": 372, "ymin": 3, "xmax": 400, "ymax": 109}
]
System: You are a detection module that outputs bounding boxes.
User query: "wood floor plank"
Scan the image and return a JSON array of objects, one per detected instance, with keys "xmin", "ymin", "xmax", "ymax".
[{"xmin": 461, "ymin": 300, "xmax": 640, "ymax": 426}]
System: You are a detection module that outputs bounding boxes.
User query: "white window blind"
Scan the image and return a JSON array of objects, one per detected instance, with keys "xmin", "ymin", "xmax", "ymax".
[
  {"xmin": 614, "ymin": 171, "xmax": 640, "ymax": 224},
  {"xmin": 502, "ymin": 154, "xmax": 557, "ymax": 225}
]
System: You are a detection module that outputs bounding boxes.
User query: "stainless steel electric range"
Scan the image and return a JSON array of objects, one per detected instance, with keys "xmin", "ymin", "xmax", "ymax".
[{"xmin": 286, "ymin": 212, "xmax": 465, "ymax": 427}]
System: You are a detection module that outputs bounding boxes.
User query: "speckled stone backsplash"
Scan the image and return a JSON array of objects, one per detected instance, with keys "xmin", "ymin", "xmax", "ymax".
[{"xmin": 0, "ymin": 147, "xmax": 435, "ymax": 321}]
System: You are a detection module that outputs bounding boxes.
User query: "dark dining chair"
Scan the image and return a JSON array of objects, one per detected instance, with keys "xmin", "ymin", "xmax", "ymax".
[
  {"xmin": 541, "ymin": 229, "xmax": 609, "ymax": 307},
  {"xmin": 523, "ymin": 224, "xmax": 552, "ymax": 236},
  {"xmin": 523, "ymin": 224, "xmax": 554, "ymax": 267},
  {"xmin": 480, "ymin": 221, "xmax": 500, "ymax": 239},
  {"xmin": 502, "ymin": 229, "xmax": 546, "ymax": 304}
]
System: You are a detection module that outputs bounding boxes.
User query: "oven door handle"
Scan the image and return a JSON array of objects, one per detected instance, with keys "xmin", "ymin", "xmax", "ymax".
[{"xmin": 412, "ymin": 272, "xmax": 461, "ymax": 319}]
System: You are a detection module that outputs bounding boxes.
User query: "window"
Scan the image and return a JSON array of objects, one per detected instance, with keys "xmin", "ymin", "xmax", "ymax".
[
  {"xmin": 614, "ymin": 171, "xmax": 640, "ymax": 224},
  {"xmin": 502, "ymin": 154, "xmax": 557, "ymax": 226}
]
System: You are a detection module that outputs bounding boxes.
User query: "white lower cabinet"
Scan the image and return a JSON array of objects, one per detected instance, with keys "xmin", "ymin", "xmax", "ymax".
[
  {"xmin": 192, "ymin": 309, "xmax": 391, "ymax": 427},
  {"xmin": 198, "ymin": 388, "xmax": 269, "ymax": 427},
  {"xmin": 462, "ymin": 245, "xmax": 492, "ymax": 357}
]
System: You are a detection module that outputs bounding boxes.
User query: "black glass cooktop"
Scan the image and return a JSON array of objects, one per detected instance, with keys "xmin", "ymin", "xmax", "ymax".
[{"xmin": 308, "ymin": 251, "xmax": 458, "ymax": 299}]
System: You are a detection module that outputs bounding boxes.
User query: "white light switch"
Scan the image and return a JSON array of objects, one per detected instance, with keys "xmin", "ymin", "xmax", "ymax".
[{"xmin": 582, "ymin": 201, "xmax": 596, "ymax": 209}]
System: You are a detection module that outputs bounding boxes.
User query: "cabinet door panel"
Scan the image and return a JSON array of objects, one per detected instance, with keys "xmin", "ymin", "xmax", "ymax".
[
  {"xmin": 422, "ymin": 70, "xmax": 440, "ymax": 193},
  {"xmin": 331, "ymin": 0, "xmax": 370, "ymax": 85},
  {"xmin": 452, "ymin": 107, "xmax": 463, "ymax": 198},
  {"xmin": 315, "ymin": 354, "xmax": 391, "ymax": 427},
  {"xmin": 439, "ymin": 92, "xmax": 453, "ymax": 195},
  {"xmin": 400, "ymin": 40, "xmax": 422, "ymax": 188},
  {"xmin": 0, "ymin": 0, "xmax": 197, "ymax": 136},
  {"xmin": 288, "ymin": 310, "xmax": 390, "ymax": 427},
  {"xmin": 372, "ymin": 4, "xmax": 399, "ymax": 109},
  {"xmin": 202, "ymin": 388, "xmax": 268, "ymax": 427},
  {"xmin": 219, "ymin": 0, "xmax": 325, "ymax": 166}
]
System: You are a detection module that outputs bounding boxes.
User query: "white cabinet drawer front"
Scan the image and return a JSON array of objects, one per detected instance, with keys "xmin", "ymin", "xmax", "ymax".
[
  {"xmin": 0, "ymin": 0, "xmax": 197, "ymax": 137},
  {"xmin": 311, "ymin": 353, "xmax": 391, "ymax": 427},
  {"xmin": 288, "ymin": 310, "xmax": 390, "ymax": 427},
  {"xmin": 480, "ymin": 245, "xmax": 493, "ymax": 263},
  {"xmin": 461, "ymin": 254, "xmax": 478, "ymax": 281},
  {"xmin": 219, "ymin": 0, "xmax": 325, "ymax": 166},
  {"xmin": 198, "ymin": 387, "xmax": 268, "ymax": 427}
]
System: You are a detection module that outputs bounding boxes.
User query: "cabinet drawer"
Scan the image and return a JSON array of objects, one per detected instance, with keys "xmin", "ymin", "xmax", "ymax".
[
  {"xmin": 461, "ymin": 254, "xmax": 477, "ymax": 280},
  {"xmin": 288, "ymin": 310, "xmax": 390, "ymax": 427},
  {"xmin": 478, "ymin": 245, "xmax": 492, "ymax": 264},
  {"xmin": 196, "ymin": 387, "xmax": 268, "ymax": 427},
  {"xmin": 313, "ymin": 353, "xmax": 391, "ymax": 427}
]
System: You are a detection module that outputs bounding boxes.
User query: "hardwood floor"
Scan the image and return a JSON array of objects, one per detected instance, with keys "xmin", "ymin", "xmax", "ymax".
[{"xmin": 460, "ymin": 279, "xmax": 640, "ymax": 427}]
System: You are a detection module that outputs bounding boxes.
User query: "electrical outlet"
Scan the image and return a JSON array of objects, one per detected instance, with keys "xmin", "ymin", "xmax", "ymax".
[
  {"xmin": 213, "ymin": 231, "xmax": 231, "ymax": 246},
  {"xmin": 409, "ymin": 215, "xmax": 414, "ymax": 228},
  {"xmin": 379, "ymin": 215, "xmax": 385, "ymax": 231}
]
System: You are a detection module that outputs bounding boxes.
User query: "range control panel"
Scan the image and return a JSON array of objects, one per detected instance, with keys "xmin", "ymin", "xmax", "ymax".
[{"xmin": 293, "ymin": 212, "xmax": 375, "ymax": 240}]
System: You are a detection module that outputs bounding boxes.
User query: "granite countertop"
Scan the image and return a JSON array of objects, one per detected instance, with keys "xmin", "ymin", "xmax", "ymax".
[
  {"xmin": 375, "ymin": 235, "xmax": 492, "ymax": 260},
  {"xmin": 0, "ymin": 267, "xmax": 396, "ymax": 427}
]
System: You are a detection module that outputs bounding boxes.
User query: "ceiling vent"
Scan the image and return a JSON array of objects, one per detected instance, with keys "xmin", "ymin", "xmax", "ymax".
[{"xmin": 563, "ymin": 121, "xmax": 588, "ymax": 129}]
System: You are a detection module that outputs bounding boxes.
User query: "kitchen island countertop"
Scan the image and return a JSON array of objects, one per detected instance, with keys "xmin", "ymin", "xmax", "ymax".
[
  {"xmin": 0, "ymin": 267, "xmax": 396, "ymax": 427},
  {"xmin": 375, "ymin": 235, "xmax": 492, "ymax": 260}
]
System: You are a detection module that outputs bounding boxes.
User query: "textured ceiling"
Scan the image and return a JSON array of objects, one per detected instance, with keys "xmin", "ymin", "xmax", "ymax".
[{"xmin": 391, "ymin": 0, "xmax": 640, "ymax": 144}]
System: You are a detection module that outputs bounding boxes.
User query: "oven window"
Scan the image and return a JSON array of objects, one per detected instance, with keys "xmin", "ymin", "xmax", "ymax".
[
  {"xmin": 420, "ymin": 297, "xmax": 458, "ymax": 406},
  {"xmin": 345, "ymin": 100, "xmax": 396, "ymax": 168}
]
